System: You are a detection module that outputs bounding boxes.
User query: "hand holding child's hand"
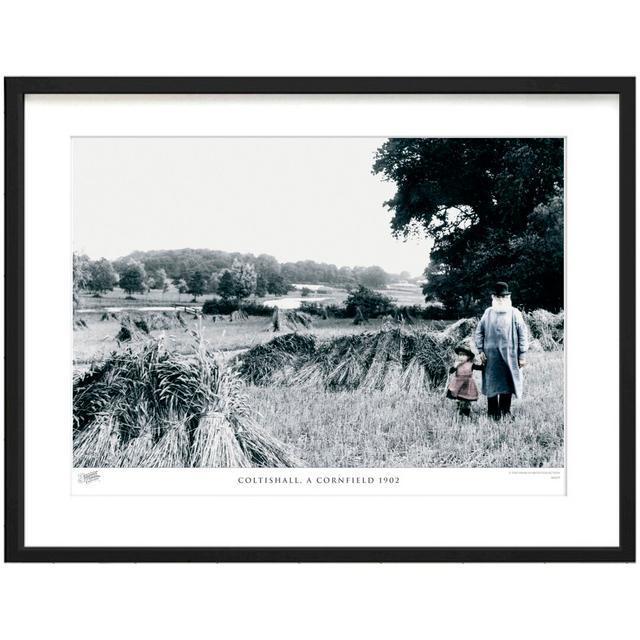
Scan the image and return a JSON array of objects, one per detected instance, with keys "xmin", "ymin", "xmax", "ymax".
[
  {"xmin": 479, "ymin": 351, "xmax": 487, "ymax": 365},
  {"xmin": 518, "ymin": 359, "xmax": 526, "ymax": 368}
]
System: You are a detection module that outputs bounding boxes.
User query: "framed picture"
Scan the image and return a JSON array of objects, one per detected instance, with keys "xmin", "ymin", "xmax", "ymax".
[{"xmin": 4, "ymin": 77, "xmax": 635, "ymax": 562}]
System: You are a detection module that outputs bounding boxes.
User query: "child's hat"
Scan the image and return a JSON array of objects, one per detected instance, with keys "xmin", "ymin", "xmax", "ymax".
[{"xmin": 454, "ymin": 343, "xmax": 475, "ymax": 358}]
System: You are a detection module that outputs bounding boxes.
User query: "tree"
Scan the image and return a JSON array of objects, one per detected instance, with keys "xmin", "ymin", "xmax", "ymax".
[
  {"xmin": 187, "ymin": 270, "xmax": 206, "ymax": 301},
  {"xmin": 253, "ymin": 254, "xmax": 293, "ymax": 294},
  {"xmin": 357, "ymin": 265, "xmax": 388, "ymax": 288},
  {"xmin": 207, "ymin": 272, "xmax": 220, "ymax": 295},
  {"xmin": 73, "ymin": 253, "xmax": 92, "ymax": 288},
  {"xmin": 176, "ymin": 278, "xmax": 188, "ymax": 301},
  {"xmin": 147, "ymin": 267, "xmax": 169, "ymax": 292},
  {"xmin": 507, "ymin": 192, "xmax": 564, "ymax": 311},
  {"xmin": 215, "ymin": 261, "xmax": 258, "ymax": 303},
  {"xmin": 266, "ymin": 273, "xmax": 291, "ymax": 296},
  {"xmin": 87, "ymin": 258, "xmax": 118, "ymax": 294},
  {"xmin": 229, "ymin": 260, "xmax": 257, "ymax": 301},
  {"xmin": 255, "ymin": 254, "xmax": 280, "ymax": 280},
  {"xmin": 157, "ymin": 268, "xmax": 170, "ymax": 294},
  {"xmin": 255, "ymin": 273, "xmax": 268, "ymax": 297},
  {"xmin": 344, "ymin": 285, "xmax": 395, "ymax": 319},
  {"xmin": 337, "ymin": 265, "xmax": 356, "ymax": 287},
  {"xmin": 119, "ymin": 260, "xmax": 147, "ymax": 296},
  {"xmin": 372, "ymin": 138, "xmax": 564, "ymax": 312},
  {"xmin": 217, "ymin": 270, "xmax": 236, "ymax": 301},
  {"xmin": 73, "ymin": 253, "xmax": 92, "ymax": 307}
]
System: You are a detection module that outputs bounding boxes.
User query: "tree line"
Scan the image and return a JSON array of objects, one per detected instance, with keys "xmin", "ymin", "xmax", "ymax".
[
  {"xmin": 110, "ymin": 248, "xmax": 409, "ymax": 287},
  {"xmin": 73, "ymin": 249, "xmax": 410, "ymax": 302}
]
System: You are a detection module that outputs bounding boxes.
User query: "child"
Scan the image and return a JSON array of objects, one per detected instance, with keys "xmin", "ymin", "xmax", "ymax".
[{"xmin": 446, "ymin": 343, "xmax": 483, "ymax": 417}]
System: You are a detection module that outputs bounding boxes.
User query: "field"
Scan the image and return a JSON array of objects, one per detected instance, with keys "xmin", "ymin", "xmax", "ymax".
[
  {"xmin": 73, "ymin": 309, "xmax": 564, "ymax": 468},
  {"xmin": 73, "ymin": 315, "xmax": 415, "ymax": 367},
  {"xmin": 249, "ymin": 350, "xmax": 563, "ymax": 467}
]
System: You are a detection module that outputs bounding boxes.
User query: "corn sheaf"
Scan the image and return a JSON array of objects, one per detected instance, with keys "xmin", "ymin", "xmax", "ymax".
[{"xmin": 73, "ymin": 336, "xmax": 297, "ymax": 468}]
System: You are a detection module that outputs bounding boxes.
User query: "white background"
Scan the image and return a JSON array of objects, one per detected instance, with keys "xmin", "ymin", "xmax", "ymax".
[
  {"xmin": 27, "ymin": 94, "xmax": 606, "ymax": 546},
  {"xmin": 1, "ymin": 1, "xmax": 638, "ymax": 639}
]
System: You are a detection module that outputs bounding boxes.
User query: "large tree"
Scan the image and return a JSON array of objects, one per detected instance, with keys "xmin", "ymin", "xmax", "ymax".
[
  {"xmin": 265, "ymin": 273, "xmax": 290, "ymax": 296},
  {"xmin": 217, "ymin": 270, "xmax": 236, "ymax": 301},
  {"xmin": 357, "ymin": 265, "xmax": 388, "ymax": 289},
  {"xmin": 229, "ymin": 260, "xmax": 257, "ymax": 301},
  {"xmin": 88, "ymin": 258, "xmax": 118, "ymax": 294},
  {"xmin": 119, "ymin": 260, "xmax": 147, "ymax": 296},
  {"xmin": 344, "ymin": 285, "xmax": 395, "ymax": 319},
  {"xmin": 207, "ymin": 272, "xmax": 220, "ymax": 295},
  {"xmin": 255, "ymin": 273, "xmax": 268, "ymax": 297},
  {"xmin": 215, "ymin": 261, "xmax": 258, "ymax": 302},
  {"xmin": 372, "ymin": 138, "xmax": 564, "ymax": 312},
  {"xmin": 157, "ymin": 268, "xmax": 170, "ymax": 294},
  {"xmin": 72, "ymin": 253, "xmax": 92, "ymax": 307},
  {"xmin": 187, "ymin": 270, "xmax": 207, "ymax": 300},
  {"xmin": 148, "ymin": 267, "xmax": 169, "ymax": 292},
  {"xmin": 176, "ymin": 278, "xmax": 188, "ymax": 301}
]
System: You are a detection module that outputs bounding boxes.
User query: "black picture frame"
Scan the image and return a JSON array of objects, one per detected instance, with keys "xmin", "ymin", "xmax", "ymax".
[{"xmin": 4, "ymin": 77, "xmax": 636, "ymax": 563}]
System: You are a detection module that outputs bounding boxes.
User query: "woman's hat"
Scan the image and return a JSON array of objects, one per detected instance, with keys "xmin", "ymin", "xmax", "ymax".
[
  {"xmin": 454, "ymin": 343, "xmax": 475, "ymax": 358},
  {"xmin": 493, "ymin": 281, "xmax": 511, "ymax": 297}
]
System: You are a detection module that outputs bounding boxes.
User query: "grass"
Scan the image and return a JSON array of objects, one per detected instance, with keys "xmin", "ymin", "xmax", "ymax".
[
  {"xmin": 73, "ymin": 312, "xmax": 564, "ymax": 468},
  {"xmin": 77, "ymin": 289, "xmax": 202, "ymax": 308},
  {"xmin": 248, "ymin": 350, "xmax": 563, "ymax": 468}
]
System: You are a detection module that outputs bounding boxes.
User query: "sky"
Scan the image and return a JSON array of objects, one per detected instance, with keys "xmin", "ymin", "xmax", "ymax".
[{"xmin": 72, "ymin": 137, "xmax": 432, "ymax": 277}]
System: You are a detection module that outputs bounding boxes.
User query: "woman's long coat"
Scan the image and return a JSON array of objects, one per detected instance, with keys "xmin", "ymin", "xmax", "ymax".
[{"xmin": 474, "ymin": 307, "xmax": 529, "ymax": 398}]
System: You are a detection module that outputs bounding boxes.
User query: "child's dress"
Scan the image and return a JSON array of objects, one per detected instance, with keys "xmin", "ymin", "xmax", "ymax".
[{"xmin": 446, "ymin": 361, "xmax": 482, "ymax": 401}]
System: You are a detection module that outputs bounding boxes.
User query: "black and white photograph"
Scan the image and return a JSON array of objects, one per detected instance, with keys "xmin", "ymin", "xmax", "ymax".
[{"xmin": 72, "ymin": 136, "xmax": 565, "ymax": 470}]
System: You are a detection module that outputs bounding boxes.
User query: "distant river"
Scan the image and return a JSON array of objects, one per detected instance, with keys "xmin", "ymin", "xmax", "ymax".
[{"xmin": 262, "ymin": 297, "xmax": 328, "ymax": 309}]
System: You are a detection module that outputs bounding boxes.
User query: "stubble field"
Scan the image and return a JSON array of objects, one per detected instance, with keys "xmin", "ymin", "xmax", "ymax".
[{"xmin": 74, "ymin": 310, "xmax": 564, "ymax": 468}]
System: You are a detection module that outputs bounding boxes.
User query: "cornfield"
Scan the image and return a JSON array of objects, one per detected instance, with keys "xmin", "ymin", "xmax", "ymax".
[
  {"xmin": 73, "ymin": 317, "xmax": 88, "ymax": 330},
  {"xmin": 236, "ymin": 318, "xmax": 479, "ymax": 391},
  {"xmin": 525, "ymin": 309, "xmax": 564, "ymax": 351},
  {"xmin": 269, "ymin": 308, "xmax": 314, "ymax": 332},
  {"xmin": 72, "ymin": 305, "xmax": 565, "ymax": 469},
  {"xmin": 235, "ymin": 333, "xmax": 317, "ymax": 385},
  {"xmin": 73, "ymin": 336, "xmax": 297, "ymax": 468},
  {"xmin": 230, "ymin": 309, "xmax": 249, "ymax": 322}
]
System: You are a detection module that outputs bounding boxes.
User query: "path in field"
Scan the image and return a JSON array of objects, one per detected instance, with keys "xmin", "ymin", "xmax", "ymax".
[{"xmin": 76, "ymin": 306, "xmax": 186, "ymax": 313}]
